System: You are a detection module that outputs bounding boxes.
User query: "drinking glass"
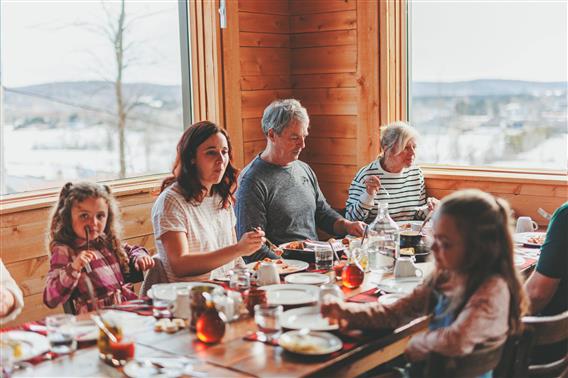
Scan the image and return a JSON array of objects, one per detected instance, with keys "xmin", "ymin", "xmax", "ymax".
[
  {"xmin": 229, "ymin": 266, "xmax": 251, "ymax": 290},
  {"xmin": 152, "ymin": 284, "xmax": 176, "ymax": 318},
  {"xmin": 254, "ymin": 304, "xmax": 283, "ymax": 342},
  {"xmin": 319, "ymin": 283, "xmax": 344, "ymax": 304},
  {"xmin": 314, "ymin": 246, "xmax": 333, "ymax": 271},
  {"xmin": 46, "ymin": 314, "xmax": 77, "ymax": 354}
]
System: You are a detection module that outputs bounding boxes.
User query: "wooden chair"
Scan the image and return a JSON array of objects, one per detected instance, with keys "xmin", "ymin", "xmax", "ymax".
[
  {"xmin": 423, "ymin": 341, "xmax": 505, "ymax": 378},
  {"xmin": 495, "ymin": 311, "xmax": 568, "ymax": 378}
]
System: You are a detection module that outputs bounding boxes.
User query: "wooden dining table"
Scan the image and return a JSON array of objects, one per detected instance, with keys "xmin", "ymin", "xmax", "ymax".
[{"xmin": 13, "ymin": 253, "xmax": 537, "ymax": 378}]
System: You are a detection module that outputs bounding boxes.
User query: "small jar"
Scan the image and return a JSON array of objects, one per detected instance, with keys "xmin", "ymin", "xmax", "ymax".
[{"xmin": 245, "ymin": 288, "xmax": 267, "ymax": 316}]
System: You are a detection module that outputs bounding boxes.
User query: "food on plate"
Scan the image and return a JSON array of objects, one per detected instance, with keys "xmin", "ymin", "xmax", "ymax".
[
  {"xmin": 400, "ymin": 247, "xmax": 415, "ymax": 256},
  {"xmin": 281, "ymin": 334, "xmax": 325, "ymax": 354},
  {"xmin": 0, "ymin": 337, "xmax": 23, "ymax": 358},
  {"xmin": 252, "ymin": 258, "xmax": 289, "ymax": 271},
  {"xmin": 399, "ymin": 223, "xmax": 413, "ymax": 230},
  {"xmin": 527, "ymin": 235, "xmax": 545, "ymax": 245},
  {"xmin": 155, "ymin": 318, "xmax": 186, "ymax": 333},
  {"xmin": 341, "ymin": 238, "xmax": 351, "ymax": 247},
  {"xmin": 286, "ymin": 241, "xmax": 305, "ymax": 250}
]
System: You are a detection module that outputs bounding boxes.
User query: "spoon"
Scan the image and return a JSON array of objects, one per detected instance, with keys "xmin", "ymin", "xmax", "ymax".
[
  {"xmin": 92, "ymin": 315, "xmax": 118, "ymax": 343},
  {"xmin": 83, "ymin": 226, "xmax": 93, "ymax": 273},
  {"xmin": 418, "ymin": 211, "xmax": 433, "ymax": 234}
]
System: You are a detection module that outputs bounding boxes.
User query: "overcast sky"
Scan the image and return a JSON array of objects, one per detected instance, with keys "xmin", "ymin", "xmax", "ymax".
[
  {"xmin": 2, "ymin": 0, "xmax": 182, "ymax": 87},
  {"xmin": 412, "ymin": 0, "xmax": 567, "ymax": 82},
  {"xmin": 1, "ymin": 1, "xmax": 566, "ymax": 87}
]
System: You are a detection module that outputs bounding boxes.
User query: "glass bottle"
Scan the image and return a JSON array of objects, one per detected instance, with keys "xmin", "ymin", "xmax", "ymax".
[
  {"xmin": 341, "ymin": 251, "xmax": 365, "ymax": 289},
  {"xmin": 365, "ymin": 201, "xmax": 400, "ymax": 273},
  {"xmin": 196, "ymin": 292, "xmax": 226, "ymax": 344}
]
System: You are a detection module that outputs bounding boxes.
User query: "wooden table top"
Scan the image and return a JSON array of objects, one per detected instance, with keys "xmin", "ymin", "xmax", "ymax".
[
  {"xmin": 18, "ymin": 267, "xmax": 432, "ymax": 378},
  {"xmin": 14, "ymin": 256, "xmax": 536, "ymax": 377}
]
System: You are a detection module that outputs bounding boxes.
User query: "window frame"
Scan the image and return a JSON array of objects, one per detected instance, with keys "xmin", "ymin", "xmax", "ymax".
[
  {"xmin": 0, "ymin": 0, "xmax": 213, "ymax": 208},
  {"xmin": 405, "ymin": 1, "xmax": 567, "ymax": 177}
]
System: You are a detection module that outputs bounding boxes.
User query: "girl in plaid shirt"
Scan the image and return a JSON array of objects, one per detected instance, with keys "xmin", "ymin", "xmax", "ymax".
[{"xmin": 43, "ymin": 182, "xmax": 154, "ymax": 314}]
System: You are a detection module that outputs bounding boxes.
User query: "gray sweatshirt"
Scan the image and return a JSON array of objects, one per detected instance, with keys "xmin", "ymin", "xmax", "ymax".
[{"xmin": 236, "ymin": 155, "xmax": 342, "ymax": 262}]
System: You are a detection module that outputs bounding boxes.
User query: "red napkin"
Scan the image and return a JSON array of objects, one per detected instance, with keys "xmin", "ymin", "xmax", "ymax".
[
  {"xmin": 243, "ymin": 331, "xmax": 280, "ymax": 346},
  {"xmin": 347, "ymin": 288, "xmax": 382, "ymax": 304}
]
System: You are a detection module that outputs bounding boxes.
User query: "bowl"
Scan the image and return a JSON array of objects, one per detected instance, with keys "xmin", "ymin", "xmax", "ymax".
[{"xmin": 400, "ymin": 230, "xmax": 422, "ymax": 248}]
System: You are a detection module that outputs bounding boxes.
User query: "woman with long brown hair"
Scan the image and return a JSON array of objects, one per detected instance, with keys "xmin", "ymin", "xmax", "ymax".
[
  {"xmin": 151, "ymin": 121, "xmax": 264, "ymax": 282},
  {"xmin": 322, "ymin": 189, "xmax": 529, "ymax": 376}
]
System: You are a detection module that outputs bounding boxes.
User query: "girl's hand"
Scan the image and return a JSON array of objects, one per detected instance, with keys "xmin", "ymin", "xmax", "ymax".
[
  {"xmin": 237, "ymin": 230, "xmax": 265, "ymax": 255},
  {"xmin": 321, "ymin": 299, "xmax": 348, "ymax": 328},
  {"xmin": 365, "ymin": 175, "xmax": 381, "ymax": 196},
  {"xmin": 427, "ymin": 197, "xmax": 439, "ymax": 211},
  {"xmin": 0, "ymin": 287, "xmax": 16, "ymax": 317},
  {"xmin": 135, "ymin": 255, "xmax": 155, "ymax": 271},
  {"xmin": 71, "ymin": 250, "xmax": 96, "ymax": 272}
]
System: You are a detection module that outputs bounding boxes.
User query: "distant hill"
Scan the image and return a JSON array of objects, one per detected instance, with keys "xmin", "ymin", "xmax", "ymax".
[
  {"xmin": 412, "ymin": 79, "xmax": 567, "ymax": 97},
  {"xmin": 4, "ymin": 81, "xmax": 181, "ymax": 109}
]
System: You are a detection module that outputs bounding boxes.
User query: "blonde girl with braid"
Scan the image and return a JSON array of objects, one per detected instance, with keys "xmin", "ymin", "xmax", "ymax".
[{"xmin": 43, "ymin": 182, "xmax": 154, "ymax": 313}]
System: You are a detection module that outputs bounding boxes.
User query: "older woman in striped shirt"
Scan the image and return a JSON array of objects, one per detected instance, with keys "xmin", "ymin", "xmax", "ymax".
[{"xmin": 345, "ymin": 122, "xmax": 438, "ymax": 223}]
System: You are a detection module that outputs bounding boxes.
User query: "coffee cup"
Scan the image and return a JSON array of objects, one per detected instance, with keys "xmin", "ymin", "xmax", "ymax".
[
  {"xmin": 394, "ymin": 257, "xmax": 423, "ymax": 279},
  {"xmin": 253, "ymin": 261, "xmax": 280, "ymax": 286},
  {"xmin": 516, "ymin": 216, "xmax": 538, "ymax": 233}
]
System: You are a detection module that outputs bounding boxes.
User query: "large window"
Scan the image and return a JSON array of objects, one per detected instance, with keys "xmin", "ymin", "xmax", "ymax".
[
  {"xmin": 1, "ymin": 1, "xmax": 190, "ymax": 195},
  {"xmin": 410, "ymin": 2, "xmax": 567, "ymax": 171}
]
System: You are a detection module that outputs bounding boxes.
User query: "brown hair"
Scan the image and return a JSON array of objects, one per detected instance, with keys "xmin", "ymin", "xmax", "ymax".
[
  {"xmin": 48, "ymin": 182, "xmax": 129, "ymax": 273},
  {"xmin": 429, "ymin": 189, "xmax": 529, "ymax": 335},
  {"xmin": 160, "ymin": 121, "xmax": 238, "ymax": 209}
]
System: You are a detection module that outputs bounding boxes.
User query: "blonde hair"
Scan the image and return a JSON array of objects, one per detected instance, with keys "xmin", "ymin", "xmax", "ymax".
[
  {"xmin": 430, "ymin": 189, "xmax": 529, "ymax": 335},
  {"xmin": 379, "ymin": 121, "xmax": 419, "ymax": 157},
  {"xmin": 48, "ymin": 182, "xmax": 129, "ymax": 274}
]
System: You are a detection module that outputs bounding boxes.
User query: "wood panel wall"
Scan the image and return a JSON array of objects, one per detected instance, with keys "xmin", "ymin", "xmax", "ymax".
[
  {"xmin": 223, "ymin": 0, "xmax": 382, "ymax": 210},
  {"xmin": 1, "ymin": 185, "xmax": 160, "ymax": 327}
]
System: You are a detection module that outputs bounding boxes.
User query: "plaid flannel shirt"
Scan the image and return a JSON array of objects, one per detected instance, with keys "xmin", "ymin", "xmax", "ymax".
[{"xmin": 43, "ymin": 239, "xmax": 149, "ymax": 313}]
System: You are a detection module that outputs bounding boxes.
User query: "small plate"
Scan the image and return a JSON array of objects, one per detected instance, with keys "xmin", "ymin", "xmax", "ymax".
[
  {"xmin": 279, "ymin": 330, "xmax": 343, "ymax": 356},
  {"xmin": 376, "ymin": 277, "xmax": 423, "ymax": 294},
  {"xmin": 284, "ymin": 273, "xmax": 330, "ymax": 285},
  {"xmin": 514, "ymin": 232, "xmax": 546, "ymax": 247},
  {"xmin": 514, "ymin": 255, "xmax": 526, "ymax": 267},
  {"xmin": 0, "ymin": 331, "xmax": 50, "ymax": 363},
  {"xmin": 124, "ymin": 357, "xmax": 197, "ymax": 378},
  {"xmin": 61, "ymin": 319, "xmax": 98, "ymax": 342},
  {"xmin": 396, "ymin": 221, "xmax": 424, "ymax": 231},
  {"xmin": 377, "ymin": 293, "xmax": 405, "ymax": 306},
  {"xmin": 281, "ymin": 306, "xmax": 338, "ymax": 331},
  {"xmin": 147, "ymin": 282, "xmax": 223, "ymax": 299},
  {"xmin": 259, "ymin": 284, "xmax": 319, "ymax": 306},
  {"xmin": 247, "ymin": 259, "xmax": 309, "ymax": 275}
]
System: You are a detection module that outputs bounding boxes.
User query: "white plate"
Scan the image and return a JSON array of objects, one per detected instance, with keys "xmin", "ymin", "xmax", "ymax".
[
  {"xmin": 514, "ymin": 255, "xmax": 526, "ymax": 267},
  {"xmin": 281, "ymin": 306, "xmax": 338, "ymax": 331},
  {"xmin": 514, "ymin": 232, "xmax": 546, "ymax": 247},
  {"xmin": 1, "ymin": 331, "xmax": 50, "ymax": 363},
  {"xmin": 259, "ymin": 284, "xmax": 319, "ymax": 306},
  {"xmin": 280, "ymin": 240, "xmax": 346, "ymax": 252},
  {"xmin": 124, "ymin": 357, "xmax": 196, "ymax": 378},
  {"xmin": 147, "ymin": 282, "xmax": 223, "ymax": 299},
  {"xmin": 60, "ymin": 319, "xmax": 98, "ymax": 342},
  {"xmin": 396, "ymin": 221, "xmax": 423, "ymax": 231},
  {"xmin": 279, "ymin": 330, "xmax": 343, "ymax": 356},
  {"xmin": 376, "ymin": 277, "xmax": 423, "ymax": 294},
  {"xmin": 284, "ymin": 273, "xmax": 330, "ymax": 285},
  {"xmin": 377, "ymin": 293, "xmax": 405, "ymax": 306},
  {"xmin": 247, "ymin": 259, "xmax": 309, "ymax": 275}
]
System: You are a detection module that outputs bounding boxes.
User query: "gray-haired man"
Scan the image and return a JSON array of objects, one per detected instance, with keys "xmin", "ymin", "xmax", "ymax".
[{"xmin": 236, "ymin": 99, "xmax": 366, "ymax": 262}]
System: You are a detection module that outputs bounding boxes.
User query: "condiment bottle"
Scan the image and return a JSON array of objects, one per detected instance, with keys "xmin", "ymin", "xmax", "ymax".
[{"xmin": 196, "ymin": 292, "xmax": 226, "ymax": 344}]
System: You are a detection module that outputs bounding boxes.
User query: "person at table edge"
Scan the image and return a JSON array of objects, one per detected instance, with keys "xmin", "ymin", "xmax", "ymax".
[{"xmin": 236, "ymin": 99, "xmax": 366, "ymax": 262}]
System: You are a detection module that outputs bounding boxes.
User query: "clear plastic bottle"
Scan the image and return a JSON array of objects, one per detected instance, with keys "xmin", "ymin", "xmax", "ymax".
[{"xmin": 365, "ymin": 202, "xmax": 400, "ymax": 273}]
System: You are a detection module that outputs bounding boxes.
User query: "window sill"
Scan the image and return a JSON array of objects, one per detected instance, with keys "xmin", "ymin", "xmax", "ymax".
[
  {"xmin": 422, "ymin": 165, "xmax": 567, "ymax": 185},
  {"xmin": 0, "ymin": 175, "xmax": 167, "ymax": 215}
]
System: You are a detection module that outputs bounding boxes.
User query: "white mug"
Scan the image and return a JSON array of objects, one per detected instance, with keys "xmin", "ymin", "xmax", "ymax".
[
  {"xmin": 253, "ymin": 261, "xmax": 280, "ymax": 286},
  {"xmin": 516, "ymin": 216, "xmax": 538, "ymax": 233},
  {"xmin": 394, "ymin": 257, "xmax": 423, "ymax": 279}
]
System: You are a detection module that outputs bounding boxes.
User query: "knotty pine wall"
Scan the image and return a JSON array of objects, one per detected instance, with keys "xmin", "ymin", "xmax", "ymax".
[
  {"xmin": 1, "ymin": 186, "xmax": 159, "ymax": 327},
  {"xmin": 224, "ymin": 0, "xmax": 377, "ymax": 211}
]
